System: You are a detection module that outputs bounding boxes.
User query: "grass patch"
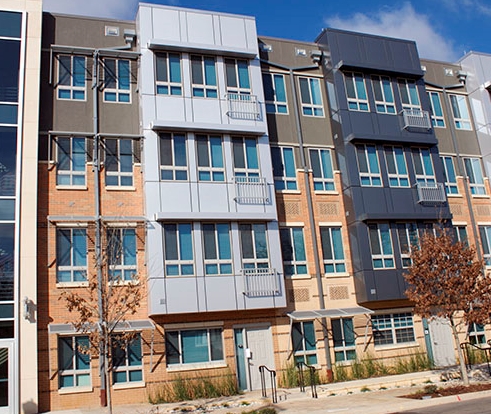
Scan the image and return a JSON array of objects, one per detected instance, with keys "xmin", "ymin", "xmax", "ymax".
[{"xmin": 242, "ymin": 408, "xmax": 277, "ymax": 414}]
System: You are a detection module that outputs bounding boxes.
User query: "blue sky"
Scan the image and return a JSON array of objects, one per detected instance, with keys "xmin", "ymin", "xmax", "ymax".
[{"xmin": 43, "ymin": 0, "xmax": 491, "ymax": 62}]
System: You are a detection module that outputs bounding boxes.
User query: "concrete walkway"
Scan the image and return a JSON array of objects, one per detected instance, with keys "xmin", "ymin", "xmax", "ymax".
[{"xmin": 46, "ymin": 368, "xmax": 491, "ymax": 414}]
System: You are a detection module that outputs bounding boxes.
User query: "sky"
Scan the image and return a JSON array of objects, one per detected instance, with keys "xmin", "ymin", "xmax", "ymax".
[{"xmin": 42, "ymin": 0, "xmax": 491, "ymax": 62}]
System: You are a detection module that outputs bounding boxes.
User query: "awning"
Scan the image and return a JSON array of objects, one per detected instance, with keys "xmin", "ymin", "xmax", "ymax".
[{"xmin": 287, "ymin": 306, "xmax": 373, "ymax": 321}]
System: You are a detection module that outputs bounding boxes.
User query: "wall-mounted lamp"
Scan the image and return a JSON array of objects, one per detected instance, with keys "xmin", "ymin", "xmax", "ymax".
[
  {"xmin": 123, "ymin": 29, "xmax": 136, "ymax": 45},
  {"xmin": 23, "ymin": 296, "xmax": 32, "ymax": 320},
  {"xmin": 457, "ymin": 70, "xmax": 468, "ymax": 84},
  {"xmin": 310, "ymin": 50, "xmax": 323, "ymax": 65}
]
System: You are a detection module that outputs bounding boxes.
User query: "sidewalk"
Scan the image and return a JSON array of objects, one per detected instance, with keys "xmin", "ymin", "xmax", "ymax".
[{"xmin": 47, "ymin": 368, "xmax": 491, "ymax": 414}]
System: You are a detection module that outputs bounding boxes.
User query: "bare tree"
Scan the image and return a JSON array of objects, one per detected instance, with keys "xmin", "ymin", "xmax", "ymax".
[{"xmin": 404, "ymin": 226, "xmax": 491, "ymax": 385}]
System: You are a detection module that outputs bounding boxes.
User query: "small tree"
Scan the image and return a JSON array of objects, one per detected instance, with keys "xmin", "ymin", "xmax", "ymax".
[
  {"xmin": 405, "ymin": 227, "xmax": 491, "ymax": 385},
  {"xmin": 60, "ymin": 227, "xmax": 142, "ymax": 413}
]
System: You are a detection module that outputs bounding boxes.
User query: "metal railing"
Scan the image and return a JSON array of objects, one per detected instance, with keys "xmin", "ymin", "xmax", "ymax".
[
  {"xmin": 401, "ymin": 108, "xmax": 431, "ymax": 130},
  {"xmin": 460, "ymin": 341, "xmax": 491, "ymax": 375},
  {"xmin": 226, "ymin": 93, "xmax": 260, "ymax": 120},
  {"xmin": 242, "ymin": 268, "xmax": 279, "ymax": 297},
  {"xmin": 297, "ymin": 361, "xmax": 318, "ymax": 398},
  {"xmin": 416, "ymin": 182, "xmax": 446, "ymax": 204},
  {"xmin": 233, "ymin": 176, "xmax": 269, "ymax": 204},
  {"xmin": 259, "ymin": 365, "xmax": 277, "ymax": 403}
]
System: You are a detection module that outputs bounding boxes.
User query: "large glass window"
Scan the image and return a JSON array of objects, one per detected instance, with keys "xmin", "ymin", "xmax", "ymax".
[
  {"xmin": 0, "ymin": 223, "xmax": 14, "ymax": 300},
  {"xmin": 320, "ymin": 227, "xmax": 346, "ymax": 274},
  {"xmin": 155, "ymin": 52, "xmax": 182, "ymax": 95},
  {"xmin": 368, "ymin": 223, "xmax": 394, "ymax": 269},
  {"xmin": 372, "ymin": 313, "xmax": 415, "ymax": 346},
  {"xmin": 103, "ymin": 59, "xmax": 130, "ymax": 103},
  {"xmin": 309, "ymin": 148, "xmax": 335, "ymax": 191},
  {"xmin": 397, "ymin": 79, "xmax": 420, "ymax": 110},
  {"xmin": 449, "ymin": 94, "xmax": 472, "ymax": 130},
  {"xmin": 271, "ymin": 146, "xmax": 297, "ymax": 190},
  {"xmin": 58, "ymin": 336, "xmax": 90, "ymax": 389},
  {"xmin": 107, "ymin": 228, "xmax": 137, "ymax": 281},
  {"xmin": 412, "ymin": 148, "xmax": 436, "ymax": 186},
  {"xmin": 196, "ymin": 135, "xmax": 224, "ymax": 182},
  {"xmin": 104, "ymin": 139, "xmax": 134, "ymax": 187},
  {"xmin": 454, "ymin": 225, "xmax": 468, "ymax": 245},
  {"xmin": 396, "ymin": 223, "xmax": 418, "ymax": 267},
  {"xmin": 0, "ymin": 37, "xmax": 21, "ymax": 103},
  {"xmin": 356, "ymin": 144, "xmax": 382, "ymax": 186},
  {"xmin": 385, "ymin": 146, "xmax": 409, "ymax": 187},
  {"xmin": 166, "ymin": 328, "xmax": 224, "ymax": 365},
  {"xmin": 468, "ymin": 323, "xmax": 486, "ymax": 345},
  {"xmin": 345, "ymin": 72, "xmax": 369, "ymax": 111},
  {"xmin": 280, "ymin": 227, "xmax": 307, "ymax": 277},
  {"xmin": 56, "ymin": 137, "xmax": 86, "ymax": 186},
  {"xmin": 56, "ymin": 228, "xmax": 87, "ymax": 283},
  {"xmin": 479, "ymin": 226, "xmax": 491, "ymax": 266},
  {"xmin": 427, "ymin": 91, "xmax": 445, "ymax": 127},
  {"xmin": 232, "ymin": 137, "xmax": 259, "ymax": 178},
  {"xmin": 463, "ymin": 157, "xmax": 485, "ymax": 195},
  {"xmin": 112, "ymin": 334, "xmax": 143, "ymax": 384},
  {"xmin": 371, "ymin": 75, "xmax": 395, "ymax": 114},
  {"xmin": 190, "ymin": 55, "xmax": 217, "ymax": 98},
  {"xmin": 332, "ymin": 318, "xmax": 356, "ymax": 362},
  {"xmin": 225, "ymin": 58, "xmax": 250, "ymax": 94},
  {"xmin": 262, "ymin": 73, "xmax": 287, "ymax": 114},
  {"xmin": 292, "ymin": 321, "xmax": 317, "ymax": 365},
  {"xmin": 57, "ymin": 55, "xmax": 86, "ymax": 100},
  {"xmin": 163, "ymin": 223, "xmax": 193, "ymax": 276},
  {"xmin": 0, "ymin": 127, "xmax": 17, "ymax": 197},
  {"xmin": 239, "ymin": 223, "xmax": 269, "ymax": 269},
  {"xmin": 159, "ymin": 132, "xmax": 187, "ymax": 180},
  {"xmin": 441, "ymin": 156, "xmax": 458, "ymax": 194},
  {"xmin": 202, "ymin": 223, "xmax": 232, "ymax": 275},
  {"xmin": 299, "ymin": 77, "xmax": 323, "ymax": 116}
]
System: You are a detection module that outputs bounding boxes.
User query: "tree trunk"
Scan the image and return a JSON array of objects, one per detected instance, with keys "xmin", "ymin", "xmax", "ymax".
[{"xmin": 450, "ymin": 317, "xmax": 469, "ymax": 385}]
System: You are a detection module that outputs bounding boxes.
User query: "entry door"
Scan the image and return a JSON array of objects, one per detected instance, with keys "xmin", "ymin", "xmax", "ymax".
[
  {"xmin": 0, "ymin": 342, "xmax": 14, "ymax": 414},
  {"xmin": 428, "ymin": 317, "xmax": 456, "ymax": 367}
]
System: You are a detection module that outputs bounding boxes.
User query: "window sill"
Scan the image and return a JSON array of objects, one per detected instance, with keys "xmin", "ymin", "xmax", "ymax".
[
  {"xmin": 56, "ymin": 185, "xmax": 88, "ymax": 191},
  {"xmin": 276, "ymin": 190, "xmax": 301, "ymax": 194},
  {"xmin": 472, "ymin": 194, "xmax": 489, "ymax": 199},
  {"xmin": 167, "ymin": 362, "xmax": 227, "ymax": 372},
  {"xmin": 446, "ymin": 193, "xmax": 462, "ymax": 198},
  {"xmin": 374, "ymin": 341, "xmax": 420, "ymax": 352},
  {"xmin": 286, "ymin": 274, "xmax": 311, "ymax": 280},
  {"xmin": 106, "ymin": 186, "xmax": 136, "ymax": 192},
  {"xmin": 113, "ymin": 381, "xmax": 145, "ymax": 390},
  {"xmin": 58, "ymin": 386, "xmax": 93, "ymax": 395},
  {"xmin": 56, "ymin": 282, "xmax": 89, "ymax": 288},
  {"xmin": 323, "ymin": 272, "xmax": 350, "ymax": 278},
  {"xmin": 313, "ymin": 190, "xmax": 339, "ymax": 195}
]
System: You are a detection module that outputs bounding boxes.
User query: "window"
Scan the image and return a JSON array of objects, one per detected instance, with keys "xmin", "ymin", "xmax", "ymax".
[
  {"xmin": 104, "ymin": 139, "xmax": 134, "ymax": 186},
  {"xmin": 232, "ymin": 137, "xmax": 259, "ymax": 178},
  {"xmin": 332, "ymin": 318, "xmax": 356, "ymax": 362},
  {"xmin": 320, "ymin": 227, "xmax": 346, "ymax": 274},
  {"xmin": 159, "ymin": 132, "xmax": 187, "ymax": 180},
  {"xmin": 356, "ymin": 144, "xmax": 382, "ymax": 186},
  {"xmin": 449, "ymin": 94, "xmax": 472, "ymax": 130},
  {"xmin": 58, "ymin": 336, "xmax": 90, "ymax": 388},
  {"xmin": 103, "ymin": 59, "xmax": 130, "ymax": 103},
  {"xmin": 271, "ymin": 147, "xmax": 297, "ymax": 190},
  {"xmin": 385, "ymin": 146, "xmax": 409, "ymax": 187},
  {"xmin": 468, "ymin": 323, "xmax": 486, "ymax": 345},
  {"xmin": 239, "ymin": 223, "xmax": 269, "ymax": 269},
  {"xmin": 479, "ymin": 226, "xmax": 491, "ymax": 266},
  {"xmin": 107, "ymin": 228, "xmax": 137, "ymax": 281},
  {"xmin": 163, "ymin": 223, "xmax": 193, "ymax": 276},
  {"xmin": 463, "ymin": 157, "xmax": 485, "ymax": 195},
  {"xmin": 372, "ymin": 313, "xmax": 415, "ymax": 346},
  {"xmin": 112, "ymin": 334, "xmax": 143, "ymax": 384},
  {"xmin": 155, "ymin": 52, "xmax": 182, "ymax": 95},
  {"xmin": 441, "ymin": 156, "xmax": 458, "ymax": 194},
  {"xmin": 202, "ymin": 223, "xmax": 232, "ymax": 275},
  {"xmin": 262, "ymin": 73, "xmax": 287, "ymax": 114},
  {"xmin": 427, "ymin": 91, "xmax": 445, "ymax": 127},
  {"xmin": 371, "ymin": 75, "xmax": 395, "ymax": 114},
  {"xmin": 280, "ymin": 227, "xmax": 307, "ymax": 276},
  {"xmin": 299, "ymin": 77, "xmax": 323, "ymax": 116},
  {"xmin": 196, "ymin": 135, "xmax": 224, "ymax": 181},
  {"xmin": 225, "ymin": 58, "xmax": 250, "ymax": 94},
  {"xmin": 57, "ymin": 55, "xmax": 86, "ymax": 100},
  {"xmin": 396, "ymin": 223, "xmax": 418, "ymax": 267},
  {"xmin": 309, "ymin": 148, "xmax": 335, "ymax": 191},
  {"xmin": 397, "ymin": 79, "xmax": 420, "ymax": 109},
  {"xmin": 56, "ymin": 228, "xmax": 87, "ymax": 283},
  {"xmin": 190, "ymin": 55, "xmax": 217, "ymax": 98},
  {"xmin": 166, "ymin": 328, "xmax": 224, "ymax": 365},
  {"xmin": 368, "ymin": 223, "xmax": 394, "ymax": 269},
  {"xmin": 344, "ymin": 72, "xmax": 369, "ymax": 111},
  {"xmin": 56, "ymin": 137, "xmax": 86, "ymax": 186},
  {"xmin": 454, "ymin": 225, "xmax": 468, "ymax": 245},
  {"xmin": 292, "ymin": 321, "xmax": 317, "ymax": 365},
  {"xmin": 412, "ymin": 148, "xmax": 436, "ymax": 186}
]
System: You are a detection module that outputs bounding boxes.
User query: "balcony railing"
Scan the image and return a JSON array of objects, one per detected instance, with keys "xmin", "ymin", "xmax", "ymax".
[
  {"xmin": 243, "ymin": 268, "xmax": 279, "ymax": 297},
  {"xmin": 401, "ymin": 108, "xmax": 431, "ymax": 130},
  {"xmin": 234, "ymin": 176, "xmax": 269, "ymax": 204},
  {"xmin": 416, "ymin": 182, "xmax": 446, "ymax": 204},
  {"xmin": 226, "ymin": 93, "xmax": 260, "ymax": 120}
]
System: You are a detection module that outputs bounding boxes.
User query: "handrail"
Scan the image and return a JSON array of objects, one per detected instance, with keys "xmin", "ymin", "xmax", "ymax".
[
  {"xmin": 460, "ymin": 341, "xmax": 491, "ymax": 375},
  {"xmin": 259, "ymin": 365, "xmax": 277, "ymax": 403},
  {"xmin": 296, "ymin": 361, "xmax": 318, "ymax": 398}
]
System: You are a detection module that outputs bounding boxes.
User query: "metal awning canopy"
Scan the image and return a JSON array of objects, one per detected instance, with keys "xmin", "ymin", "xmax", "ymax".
[{"xmin": 287, "ymin": 306, "xmax": 373, "ymax": 321}]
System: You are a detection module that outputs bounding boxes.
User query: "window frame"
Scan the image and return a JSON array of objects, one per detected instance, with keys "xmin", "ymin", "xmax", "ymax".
[
  {"xmin": 396, "ymin": 222, "xmax": 418, "ymax": 268},
  {"xmin": 163, "ymin": 223, "xmax": 194, "ymax": 276},
  {"xmin": 202, "ymin": 223, "xmax": 232, "ymax": 276},
  {"xmin": 441, "ymin": 155, "xmax": 458, "ymax": 194},
  {"xmin": 57, "ymin": 54, "xmax": 86, "ymax": 101},
  {"xmin": 190, "ymin": 55, "xmax": 217, "ymax": 98},
  {"xmin": 371, "ymin": 75, "xmax": 395, "ymax": 114},
  {"xmin": 427, "ymin": 91, "xmax": 445, "ymax": 127},
  {"xmin": 468, "ymin": 323, "xmax": 486, "ymax": 345},
  {"xmin": 372, "ymin": 313, "xmax": 415, "ymax": 346},
  {"xmin": 356, "ymin": 144, "xmax": 382, "ymax": 187},
  {"xmin": 103, "ymin": 58, "xmax": 131, "ymax": 103},
  {"xmin": 332, "ymin": 318, "xmax": 356, "ymax": 362},
  {"xmin": 225, "ymin": 58, "xmax": 251, "ymax": 95},
  {"xmin": 449, "ymin": 94, "xmax": 472, "ymax": 130},
  {"xmin": 232, "ymin": 137, "xmax": 260, "ymax": 178},
  {"xmin": 262, "ymin": 72, "xmax": 288, "ymax": 114},
  {"xmin": 58, "ymin": 335, "xmax": 91, "ymax": 389},
  {"xmin": 279, "ymin": 226, "xmax": 307, "ymax": 277},
  {"xmin": 454, "ymin": 225, "xmax": 468, "ymax": 245},
  {"xmin": 107, "ymin": 228, "xmax": 137, "ymax": 281},
  {"xmin": 112, "ymin": 334, "xmax": 143, "ymax": 384},
  {"xmin": 56, "ymin": 228, "xmax": 87, "ymax": 283},
  {"xmin": 479, "ymin": 226, "xmax": 491, "ymax": 266},
  {"xmin": 320, "ymin": 226, "xmax": 346, "ymax": 274},
  {"xmin": 56, "ymin": 136, "xmax": 86, "ymax": 187},
  {"xmin": 239, "ymin": 223, "xmax": 269, "ymax": 269},
  {"xmin": 298, "ymin": 77, "xmax": 324, "ymax": 117},
  {"xmin": 397, "ymin": 78, "xmax": 421, "ymax": 110},
  {"xmin": 104, "ymin": 138, "xmax": 134, "ymax": 187},
  {"xmin": 159, "ymin": 132, "xmax": 188, "ymax": 181},
  {"xmin": 309, "ymin": 148, "xmax": 335, "ymax": 191},
  {"xmin": 368, "ymin": 223, "xmax": 395, "ymax": 269},
  {"xmin": 292, "ymin": 321, "xmax": 318, "ymax": 365},
  {"xmin": 412, "ymin": 148, "xmax": 436, "ymax": 186},
  {"xmin": 196, "ymin": 134, "xmax": 225, "ymax": 182},
  {"xmin": 463, "ymin": 157, "xmax": 486, "ymax": 195},
  {"xmin": 271, "ymin": 146, "xmax": 297, "ymax": 191},
  {"xmin": 155, "ymin": 52, "xmax": 182, "ymax": 96},
  {"xmin": 384, "ymin": 146, "xmax": 409, "ymax": 187},
  {"xmin": 344, "ymin": 72, "xmax": 369, "ymax": 112}
]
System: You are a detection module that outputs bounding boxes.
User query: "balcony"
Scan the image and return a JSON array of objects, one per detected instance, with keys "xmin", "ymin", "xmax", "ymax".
[
  {"xmin": 416, "ymin": 182, "xmax": 446, "ymax": 204},
  {"xmin": 226, "ymin": 93, "xmax": 260, "ymax": 120},
  {"xmin": 234, "ymin": 176, "xmax": 269, "ymax": 204},
  {"xmin": 401, "ymin": 109, "xmax": 431, "ymax": 130},
  {"xmin": 243, "ymin": 268, "xmax": 279, "ymax": 297}
]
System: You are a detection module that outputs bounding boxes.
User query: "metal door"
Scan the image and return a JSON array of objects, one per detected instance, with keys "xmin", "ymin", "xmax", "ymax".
[{"xmin": 428, "ymin": 317, "xmax": 456, "ymax": 367}]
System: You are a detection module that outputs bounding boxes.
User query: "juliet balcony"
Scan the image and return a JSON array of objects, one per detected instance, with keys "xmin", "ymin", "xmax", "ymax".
[{"xmin": 401, "ymin": 108, "xmax": 432, "ymax": 130}]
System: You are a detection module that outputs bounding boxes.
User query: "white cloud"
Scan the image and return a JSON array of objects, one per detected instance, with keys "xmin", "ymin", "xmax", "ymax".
[
  {"xmin": 325, "ymin": 3, "xmax": 458, "ymax": 61},
  {"xmin": 43, "ymin": 0, "xmax": 139, "ymax": 20},
  {"xmin": 439, "ymin": 0, "xmax": 491, "ymax": 17}
]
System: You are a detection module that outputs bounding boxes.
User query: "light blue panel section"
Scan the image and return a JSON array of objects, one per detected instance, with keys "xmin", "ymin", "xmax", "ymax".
[
  {"xmin": 137, "ymin": 7, "xmax": 153, "ymax": 48},
  {"xmin": 156, "ymin": 95, "xmax": 186, "ymax": 123},
  {"xmin": 148, "ymin": 277, "xmax": 167, "ymax": 315},
  {"xmin": 205, "ymin": 276, "xmax": 238, "ymax": 311},
  {"xmin": 198, "ymin": 182, "xmax": 231, "ymax": 213},
  {"xmin": 151, "ymin": 8, "xmax": 181, "ymax": 41},
  {"xmin": 191, "ymin": 99, "xmax": 223, "ymax": 124},
  {"xmin": 141, "ymin": 95, "xmax": 158, "ymax": 131},
  {"xmin": 159, "ymin": 182, "xmax": 192, "ymax": 213},
  {"xmin": 144, "ymin": 182, "xmax": 163, "ymax": 217},
  {"xmin": 165, "ymin": 278, "xmax": 199, "ymax": 313},
  {"xmin": 142, "ymin": 130, "xmax": 160, "ymax": 182},
  {"xmin": 195, "ymin": 276, "xmax": 207, "ymax": 311},
  {"xmin": 187, "ymin": 12, "xmax": 214, "ymax": 44},
  {"xmin": 145, "ymin": 220, "xmax": 165, "ymax": 276},
  {"xmin": 220, "ymin": 16, "xmax": 248, "ymax": 50},
  {"xmin": 139, "ymin": 49, "xmax": 156, "ymax": 96}
]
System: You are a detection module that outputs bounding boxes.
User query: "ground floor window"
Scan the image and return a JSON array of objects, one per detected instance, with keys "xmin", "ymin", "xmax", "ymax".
[
  {"xmin": 332, "ymin": 318, "xmax": 356, "ymax": 362},
  {"xmin": 292, "ymin": 321, "xmax": 317, "ymax": 365},
  {"xmin": 372, "ymin": 313, "xmax": 415, "ymax": 346},
  {"xmin": 112, "ymin": 334, "xmax": 143, "ymax": 384},
  {"xmin": 468, "ymin": 323, "xmax": 486, "ymax": 345},
  {"xmin": 58, "ymin": 336, "xmax": 90, "ymax": 388}
]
